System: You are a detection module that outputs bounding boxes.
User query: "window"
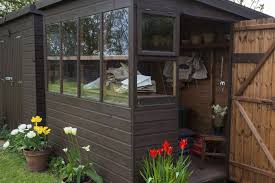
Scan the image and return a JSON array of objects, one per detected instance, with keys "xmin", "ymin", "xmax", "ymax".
[
  {"xmin": 137, "ymin": 60, "xmax": 176, "ymax": 98},
  {"xmin": 103, "ymin": 8, "xmax": 129, "ymax": 105},
  {"xmin": 62, "ymin": 21, "xmax": 77, "ymax": 96},
  {"xmin": 45, "ymin": 8, "xmax": 129, "ymax": 106},
  {"xmin": 80, "ymin": 14, "xmax": 101, "ymax": 100},
  {"xmin": 47, "ymin": 24, "xmax": 61, "ymax": 93},
  {"xmin": 141, "ymin": 13, "xmax": 175, "ymax": 52}
]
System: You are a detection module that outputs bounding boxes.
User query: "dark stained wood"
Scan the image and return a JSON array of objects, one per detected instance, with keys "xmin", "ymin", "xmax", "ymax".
[
  {"xmin": 0, "ymin": 13, "xmax": 45, "ymax": 127},
  {"xmin": 232, "ymin": 53, "xmax": 264, "ymax": 64},
  {"xmin": 235, "ymin": 42, "xmax": 275, "ymax": 96}
]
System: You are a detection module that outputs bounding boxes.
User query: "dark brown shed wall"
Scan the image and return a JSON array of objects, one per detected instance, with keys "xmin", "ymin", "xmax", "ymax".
[
  {"xmin": 133, "ymin": 105, "xmax": 178, "ymax": 181},
  {"xmin": 0, "ymin": 14, "xmax": 44, "ymax": 125},
  {"xmin": 42, "ymin": 0, "xmax": 133, "ymax": 182}
]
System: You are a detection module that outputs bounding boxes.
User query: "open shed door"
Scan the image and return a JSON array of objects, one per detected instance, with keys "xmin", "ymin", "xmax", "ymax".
[{"xmin": 230, "ymin": 19, "xmax": 275, "ymax": 182}]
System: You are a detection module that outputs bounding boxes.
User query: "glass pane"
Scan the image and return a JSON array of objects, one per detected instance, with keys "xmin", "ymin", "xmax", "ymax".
[
  {"xmin": 142, "ymin": 14, "xmax": 175, "ymax": 52},
  {"xmin": 137, "ymin": 61, "xmax": 175, "ymax": 96},
  {"xmin": 46, "ymin": 24, "xmax": 60, "ymax": 56},
  {"xmin": 80, "ymin": 61, "xmax": 100, "ymax": 100},
  {"xmin": 104, "ymin": 8, "xmax": 129, "ymax": 56},
  {"xmin": 63, "ymin": 60, "xmax": 77, "ymax": 96},
  {"xmin": 80, "ymin": 14, "xmax": 101, "ymax": 56},
  {"xmin": 103, "ymin": 8, "xmax": 129, "ymax": 105},
  {"xmin": 47, "ymin": 60, "xmax": 60, "ymax": 93},
  {"xmin": 62, "ymin": 21, "xmax": 77, "ymax": 56}
]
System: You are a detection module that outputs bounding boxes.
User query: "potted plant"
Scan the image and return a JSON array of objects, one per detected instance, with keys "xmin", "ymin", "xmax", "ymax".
[
  {"xmin": 3, "ymin": 115, "xmax": 52, "ymax": 171},
  {"xmin": 61, "ymin": 126, "xmax": 103, "ymax": 183},
  {"xmin": 140, "ymin": 139, "xmax": 191, "ymax": 183},
  {"xmin": 212, "ymin": 104, "xmax": 228, "ymax": 135}
]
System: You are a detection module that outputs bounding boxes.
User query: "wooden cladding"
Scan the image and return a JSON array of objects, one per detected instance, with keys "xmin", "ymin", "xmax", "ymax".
[
  {"xmin": 230, "ymin": 18, "xmax": 275, "ymax": 183},
  {"xmin": 234, "ymin": 23, "xmax": 275, "ymax": 31},
  {"xmin": 232, "ymin": 53, "xmax": 264, "ymax": 64}
]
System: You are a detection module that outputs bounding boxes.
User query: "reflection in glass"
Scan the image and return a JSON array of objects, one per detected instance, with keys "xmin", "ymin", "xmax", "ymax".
[
  {"xmin": 80, "ymin": 15, "xmax": 101, "ymax": 100},
  {"xmin": 103, "ymin": 8, "xmax": 129, "ymax": 105},
  {"xmin": 63, "ymin": 61, "xmax": 77, "ymax": 96},
  {"xmin": 46, "ymin": 24, "xmax": 60, "ymax": 56},
  {"xmin": 142, "ymin": 14, "xmax": 175, "ymax": 52},
  {"xmin": 104, "ymin": 8, "xmax": 129, "ymax": 56},
  {"xmin": 80, "ymin": 14, "xmax": 101, "ymax": 56},
  {"xmin": 48, "ymin": 60, "xmax": 60, "ymax": 93},
  {"xmin": 81, "ymin": 61, "xmax": 100, "ymax": 100},
  {"xmin": 62, "ymin": 21, "xmax": 77, "ymax": 56}
]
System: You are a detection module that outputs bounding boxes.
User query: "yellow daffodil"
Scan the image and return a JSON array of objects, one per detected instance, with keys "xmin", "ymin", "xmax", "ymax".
[
  {"xmin": 34, "ymin": 125, "xmax": 51, "ymax": 136},
  {"xmin": 31, "ymin": 116, "xmax": 43, "ymax": 126},
  {"xmin": 43, "ymin": 126, "xmax": 51, "ymax": 135},
  {"xmin": 34, "ymin": 126, "xmax": 44, "ymax": 135}
]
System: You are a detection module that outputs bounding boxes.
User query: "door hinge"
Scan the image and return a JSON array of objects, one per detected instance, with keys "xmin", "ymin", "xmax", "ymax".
[{"xmin": 272, "ymin": 97, "xmax": 275, "ymax": 110}]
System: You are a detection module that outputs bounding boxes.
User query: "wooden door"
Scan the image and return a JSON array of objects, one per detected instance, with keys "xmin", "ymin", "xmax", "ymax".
[
  {"xmin": 0, "ymin": 37, "xmax": 5, "ymax": 120},
  {"xmin": 230, "ymin": 19, "xmax": 275, "ymax": 182},
  {"xmin": 0, "ymin": 35, "xmax": 23, "ymax": 128}
]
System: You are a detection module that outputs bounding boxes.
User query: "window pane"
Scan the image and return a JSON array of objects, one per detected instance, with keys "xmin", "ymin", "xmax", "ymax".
[
  {"xmin": 137, "ymin": 61, "xmax": 175, "ymax": 96},
  {"xmin": 80, "ymin": 61, "xmax": 100, "ymax": 100},
  {"xmin": 46, "ymin": 24, "xmax": 60, "ymax": 56},
  {"xmin": 80, "ymin": 14, "xmax": 101, "ymax": 56},
  {"xmin": 142, "ymin": 14, "xmax": 175, "ymax": 52},
  {"xmin": 62, "ymin": 21, "xmax": 77, "ymax": 56},
  {"xmin": 103, "ymin": 8, "xmax": 129, "ymax": 105},
  {"xmin": 104, "ymin": 8, "xmax": 129, "ymax": 56},
  {"xmin": 63, "ymin": 61, "xmax": 77, "ymax": 96},
  {"xmin": 80, "ymin": 15, "xmax": 101, "ymax": 101},
  {"xmin": 48, "ymin": 60, "xmax": 60, "ymax": 93}
]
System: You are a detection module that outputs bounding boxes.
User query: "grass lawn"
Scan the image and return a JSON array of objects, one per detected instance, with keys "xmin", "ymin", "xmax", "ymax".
[{"xmin": 0, "ymin": 151, "xmax": 59, "ymax": 183}]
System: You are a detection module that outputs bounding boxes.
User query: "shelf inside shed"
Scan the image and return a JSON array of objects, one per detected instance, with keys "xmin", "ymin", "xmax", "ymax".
[{"xmin": 181, "ymin": 43, "xmax": 229, "ymax": 50}]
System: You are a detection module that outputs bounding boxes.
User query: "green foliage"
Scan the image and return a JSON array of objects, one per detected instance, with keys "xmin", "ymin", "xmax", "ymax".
[
  {"xmin": 61, "ymin": 127, "xmax": 103, "ymax": 183},
  {"xmin": 140, "ymin": 154, "xmax": 191, "ymax": 183},
  {"xmin": 0, "ymin": 124, "xmax": 10, "ymax": 140},
  {"xmin": 49, "ymin": 156, "xmax": 66, "ymax": 178},
  {"xmin": 0, "ymin": 0, "xmax": 36, "ymax": 17}
]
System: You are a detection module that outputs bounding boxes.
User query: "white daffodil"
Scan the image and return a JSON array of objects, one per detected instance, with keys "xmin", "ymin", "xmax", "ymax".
[
  {"xmin": 18, "ymin": 124, "xmax": 27, "ymax": 130},
  {"xmin": 10, "ymin": 129, "xmax": 19, "ymax": 136},
  {"xmin": 63, "ymin": 148, "xmax": 68, "ymax": 153},
  {"xmin": 71, "ymin": 128, "xmax": 77, "ymax": 136},
  {"xmin": 26, "ymin": 131, "xmax": 36, "ymax": 139},
  {"xmin": 3, "ymin": 141, "xmax": 10, "ymax": 149},
  {"xmin": 82, "ymin": 145, "xmax": 90, "ymax": 152},
  {"xmin": 63, "ymin": 127, "xmax": 72, "ymax": 135},
  {"xmin": 27, "ymin": 124, "xmax": 32, "ymax": 129}
]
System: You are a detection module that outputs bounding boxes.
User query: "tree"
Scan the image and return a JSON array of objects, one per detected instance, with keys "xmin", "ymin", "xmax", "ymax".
[
  {"xmin": 231, "ymin": 0, "xmax": 264, "ymax": 11},
  {"xmin": 0, "ymin": 0, "xmax": 35, "ymax": 17}
]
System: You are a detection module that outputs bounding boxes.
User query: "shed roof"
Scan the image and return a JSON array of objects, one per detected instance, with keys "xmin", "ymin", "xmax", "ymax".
[
  {"xmin": 35, "ymin": 0, "xmax": 271, "ymax": 19},
  {"xmin": 0, "ymin": 4, "xmax": 42, "ymax": 26}
]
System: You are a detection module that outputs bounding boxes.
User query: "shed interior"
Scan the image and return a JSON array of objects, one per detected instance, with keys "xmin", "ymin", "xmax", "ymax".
[{"xmin": 134, "ymin": 12, "xmax": 231, "ymax": 182}]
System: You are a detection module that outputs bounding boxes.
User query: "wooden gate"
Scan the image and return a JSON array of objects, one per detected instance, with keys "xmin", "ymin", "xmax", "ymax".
[
  {"xmin": 0, "ymin": 34, "xmax": 23, "ymax": 128},
  {"xmin": 230, "ymin": 19, "xmax": 275, "ymax": 182}
]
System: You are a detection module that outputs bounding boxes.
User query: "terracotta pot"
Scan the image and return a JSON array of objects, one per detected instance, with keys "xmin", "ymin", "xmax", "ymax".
[
  {"xmin": 62, "ymin": 177, "xmax": 92, "ymax": 183},
  {"xmin": 23, "ymin": 149, "xmax": 51, "ymax": 172}
]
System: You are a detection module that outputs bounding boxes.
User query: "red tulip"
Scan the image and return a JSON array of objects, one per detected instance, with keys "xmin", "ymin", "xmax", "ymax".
[
  {"xmin": 179, "ymin": 139, "xmax": 188, "ymax": 150},
  {"xmin": 157, "ymin": 148, "xmax": 164, "ymax": 156},
  {"xmin": 167, "ymin": 146, "xmax": 173, "ymax": 156},
  {"xmin": 162, "ymin": 140, "xmax": 171, "ymax": 152},
  {"xmin": 149, "ymin": 149, "xmax": 158, "ymax": 159}
]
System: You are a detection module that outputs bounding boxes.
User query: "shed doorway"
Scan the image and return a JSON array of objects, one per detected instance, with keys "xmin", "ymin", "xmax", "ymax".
[
  {"xmin": 179, "ymin": 15, "xmax": 231, "ymax": 182},
  {"xmin": 0, "ymin": 35, "xmax": 23, "ymax": 128}
]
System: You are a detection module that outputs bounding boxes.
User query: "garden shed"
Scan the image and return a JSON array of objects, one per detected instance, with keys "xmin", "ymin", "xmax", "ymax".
[
  {"xmin": 34, "ymin": 0, "xmax": 273, "ymax": 182},
  {"xmin": 0, "ymin": 5, "xmax": 45, "ymax": 128}
]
